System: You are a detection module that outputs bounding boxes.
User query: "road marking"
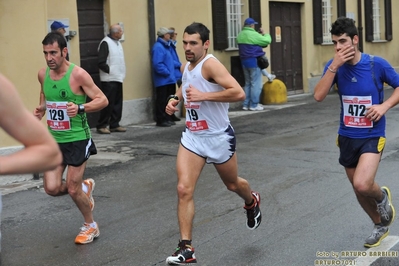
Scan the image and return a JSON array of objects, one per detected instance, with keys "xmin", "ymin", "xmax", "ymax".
[{"xmin": 355, "ymin": 235, "xmax": 399, "ymax": 265}]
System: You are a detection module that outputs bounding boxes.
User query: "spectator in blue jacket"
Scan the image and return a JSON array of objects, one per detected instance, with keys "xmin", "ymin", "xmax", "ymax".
[
  {"xmin": 237, "ymin": 18, "xmax": 272, "ymax": 111},
  {"xmin": 168, "ymin": 27, "xmax": 182, "ymax": 122},
  {"xmin": 151, "ymin": 27, "xmax": 176, "ymax": 127}
]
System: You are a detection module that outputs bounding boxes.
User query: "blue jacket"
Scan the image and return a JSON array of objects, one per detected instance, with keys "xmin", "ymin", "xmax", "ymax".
[
  {"xmin": 170, "ymin": 40, "xmax": 182, "ymax": 81},
  {"xmin": 151, "ymin": 37, "xmax": 176, "ymax": 87}
]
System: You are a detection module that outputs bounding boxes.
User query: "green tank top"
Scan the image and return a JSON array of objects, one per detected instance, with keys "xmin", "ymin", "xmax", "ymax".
[{"xmin": 43, "ymin": 64, "xmax": 91, "ymax": 143}]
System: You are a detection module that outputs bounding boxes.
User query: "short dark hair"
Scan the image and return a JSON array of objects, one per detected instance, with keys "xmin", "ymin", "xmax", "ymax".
[
  {"xmin": 184, "ymin": 22, "xmax": 210, "ymax": 44},
  {"xmin": 42, "ymin": 32, "xmax": 67, "ymax": 51},
  {"xmin": 330, "ymin": 17, "xmax": 358, "ymax": 39}
]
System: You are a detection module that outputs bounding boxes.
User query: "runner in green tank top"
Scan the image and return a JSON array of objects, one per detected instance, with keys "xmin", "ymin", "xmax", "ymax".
[
  {"xmin": 34, "ymin": 32, "xmax": 108, "ymax": 245},
  {"xmin": 43, "ymin": 63, "xmax": 91, "ymax": 143}
]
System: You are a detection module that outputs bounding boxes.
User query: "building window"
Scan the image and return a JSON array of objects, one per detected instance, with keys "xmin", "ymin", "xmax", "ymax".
[
  {"xmin": 322, "ymin": 0, "xmax": 333, "ymax": 43},
  {"xmin": 313, "ymin": 0, "xmax": 346, "ymax": 45},
  {"xmin": 211, "ymin": 0, "xmax": 261, "ymax": 51},
  {"xmin": 365, "ymin": 0, "xmax": 392, "ymax": 42},
  {"xmin": 372, "ymin": 0, "xmax": 382, "ymax": 40},
  {"xmin": 226, "ymin": 0, "xmax": 243, "ymax": 50}
]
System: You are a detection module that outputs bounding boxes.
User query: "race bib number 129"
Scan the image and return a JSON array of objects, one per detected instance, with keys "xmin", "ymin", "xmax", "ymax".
[{"xmin": 46, "ymin": 101, "xmax": 71, "ymax": 131}]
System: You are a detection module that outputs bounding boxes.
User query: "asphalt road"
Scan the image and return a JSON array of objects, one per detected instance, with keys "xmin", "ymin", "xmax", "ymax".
[{"xmin": 2, "ymin": 90, "xmax": 399, "ymax": 266}]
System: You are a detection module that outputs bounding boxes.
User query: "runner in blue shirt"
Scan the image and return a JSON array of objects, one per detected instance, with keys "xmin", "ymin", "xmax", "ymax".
[{"xmin": 314, "ymin": 17, "xmax": 399, "ymax": 248}]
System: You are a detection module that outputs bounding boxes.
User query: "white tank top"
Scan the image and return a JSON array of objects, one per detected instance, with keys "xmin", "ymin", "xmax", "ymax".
[{"xmin": 182, "ymin": 54, "xmax": 230, "ymax": 135}]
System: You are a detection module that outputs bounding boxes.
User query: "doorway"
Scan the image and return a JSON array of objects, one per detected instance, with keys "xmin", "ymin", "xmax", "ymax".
[
  {"xmin": 269, "ymin": 2, "xmax": 303, "ymax": 94},
  {"xmin": 77, "ymin": 0, "xmax": 104, "ymax": 127}
]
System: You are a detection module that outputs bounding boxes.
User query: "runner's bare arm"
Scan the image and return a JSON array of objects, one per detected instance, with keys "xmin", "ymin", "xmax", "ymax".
[
  {"xmin": 33, "ymin": 68, "xmax": 47, "ymax": 120},
  {"xmin": 73, "ymin": 67, "xmax": 108, "ymax": 113},
  {"xmin": 366, "ymin": 86, "xmax": 399, "ymax": 121},
  {"xmin": 0, "ymin": 73, "xmax": 62, "ymax": 175}
]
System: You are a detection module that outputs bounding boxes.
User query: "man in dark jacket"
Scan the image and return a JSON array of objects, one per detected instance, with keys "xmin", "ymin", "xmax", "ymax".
[{"xmin": 151, "ymin": 27, "xmax": 176, "ymax": 127}]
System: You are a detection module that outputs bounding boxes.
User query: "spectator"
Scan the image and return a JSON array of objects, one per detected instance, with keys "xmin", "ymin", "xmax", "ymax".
[
  {"xmin": 169, "ymin": 27, "xmax": 182, "ymax": 122},
  {"xmin": 97, "ymin": 24, "xmax": 127, "ymax": 134},
  {"xmin": 237, "ymin": 17, "xmax": 273, "ymax": 111},
  {"xmin": 50, "ymin": 21, "xmax": 69, "ymax": 61},
  {"xmin": 151, "ymin": 27, "xmax": 176, "ymax": 127}
]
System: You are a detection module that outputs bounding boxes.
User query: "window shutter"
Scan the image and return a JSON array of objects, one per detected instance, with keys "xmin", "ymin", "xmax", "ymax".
[
  {"xmin": 364, "ymin": 0, "xmax": 373, "ymax": 42},
  {"xmin": 384, "ymin": 0, "xmax": 392, "ymax": 41},
  {"xmin": 249, "ymin": 0, "xmax": 262, "ymax": 32},
  {"xmin": 337, "ymin": 0, "xmax": 346, "ymax": 17},
  {"xmin": 211, "ymin": 0, "xmax": 228, "ymax": 50},
  {"xmin": 313, "ymin": 0, "xmax": 323, "ymax": 44}
]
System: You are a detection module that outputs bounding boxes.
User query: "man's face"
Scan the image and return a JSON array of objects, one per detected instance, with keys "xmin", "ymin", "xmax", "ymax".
[
  {"xmin": 332, "ymin": 33, "xmax": 358, "ymax": 52},
  {"xmin": 114, "ymin": 27, "xmax": 124, "ymax": 40},
  {"xmin": 163, "ymin": 33, "xmax": 171, "ymax": 41},
  {"xmin": 57, "ymin": 28, "xmax": 66, "ymax": 35},
  {"xmin": 182, "ymin": 32, "xmax": 209, "ymax": 63},
  {"xmin": 43, "ymin": 42, "xmax": 66, "ymax": 70}
]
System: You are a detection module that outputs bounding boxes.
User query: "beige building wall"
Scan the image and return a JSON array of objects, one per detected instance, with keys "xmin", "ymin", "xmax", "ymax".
[{"xmin": 1, "ymin": 0, "xmax": 399, "ymax": 148}]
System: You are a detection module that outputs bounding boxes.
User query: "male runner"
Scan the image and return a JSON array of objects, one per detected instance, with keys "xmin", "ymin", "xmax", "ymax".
[
  {"xmin": 34, "ymin": 32, "xmax": 108, "ymax": 244},
  {"xmin": 314, "ymin": 17, "xmax": 399, "ymax": 248},
  {"xmin": 165, "ymin": 22, "xmax": 261, "ymax": 264}
]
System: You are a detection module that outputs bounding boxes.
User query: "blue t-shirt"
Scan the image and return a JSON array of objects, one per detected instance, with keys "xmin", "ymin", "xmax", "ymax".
[{"xmin": 324, "ymin": 53, "xmax": 399, "ymax": 138}]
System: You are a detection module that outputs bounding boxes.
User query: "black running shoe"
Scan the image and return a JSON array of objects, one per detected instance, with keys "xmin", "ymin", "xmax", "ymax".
[
  {"xmin": 244, "ymin": 191, "xmax": 262, "ymax": 230},
  {"xmin": 166, "ymin": 242, "xmax": 197, "ymax": 265}
]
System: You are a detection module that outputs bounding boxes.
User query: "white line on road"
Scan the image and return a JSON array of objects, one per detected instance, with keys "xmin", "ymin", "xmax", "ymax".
[{"xmin": 355, "ymin": 235, "xmax": 399, "ymax": 265}]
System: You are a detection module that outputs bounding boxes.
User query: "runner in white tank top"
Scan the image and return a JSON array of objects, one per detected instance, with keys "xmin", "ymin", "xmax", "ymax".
[
  {"xmin": 165, "ymin": 22, "xmax": 262, "ymax": 265},
  {"xmin": 182, "ymin": 54, "xmax": 229, "ymax": 135}
]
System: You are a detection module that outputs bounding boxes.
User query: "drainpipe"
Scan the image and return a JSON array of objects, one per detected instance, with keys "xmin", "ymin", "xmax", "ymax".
[
  {"xmin": 357, "ymin": 0, "xmax": 363, "ymax": 52},
  {"xmin": 148, "ymin": 0, "xmax": 156, "ymax": 121}
]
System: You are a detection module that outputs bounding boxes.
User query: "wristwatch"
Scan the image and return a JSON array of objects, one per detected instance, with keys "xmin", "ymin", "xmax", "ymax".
[
  {"xmin": 77, "ymin": 104, "xmax": 85, "ymax": 114},
  {"xmin": 167, "ymin": 95, "xmax": 179, "ymax": 102}
]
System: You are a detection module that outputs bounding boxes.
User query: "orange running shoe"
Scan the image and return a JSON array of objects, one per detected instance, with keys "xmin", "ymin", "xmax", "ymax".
[
  {"xmin": 83, "ymin": 178, "xmax": 95, "ymax": 211},
  {"xmin": 75, "ymin": 222, "xmax": 100, "ymax": 244}
]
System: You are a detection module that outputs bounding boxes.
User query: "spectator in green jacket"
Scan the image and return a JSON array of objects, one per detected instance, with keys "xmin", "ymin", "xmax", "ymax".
[{"xmin": 237, "ymin": 18, "xmax": 274, "ymax": 111}]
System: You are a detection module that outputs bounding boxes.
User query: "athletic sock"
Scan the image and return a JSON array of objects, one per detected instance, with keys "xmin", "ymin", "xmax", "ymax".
[{"xmin": 82, "ymin": 183, "xmax": 88, "ymax": 194}]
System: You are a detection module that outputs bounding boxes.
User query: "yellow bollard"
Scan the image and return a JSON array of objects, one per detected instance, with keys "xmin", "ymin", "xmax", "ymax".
[{"xmin": 261, "ymin": 79, "xmax": 287, "ymax": 104}]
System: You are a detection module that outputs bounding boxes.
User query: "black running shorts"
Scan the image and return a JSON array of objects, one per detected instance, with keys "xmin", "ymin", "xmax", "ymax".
[{"xmin": 59, "ymin": 138, "xmax": 97, "ymax": 167}]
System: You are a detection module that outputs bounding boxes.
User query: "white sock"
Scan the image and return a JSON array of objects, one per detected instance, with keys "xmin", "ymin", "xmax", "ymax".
[
  {"xmin": 82, "ymin": 183, "xmax": 88, "ymax": 193},
  {"xmin": 89, "ymin": 222, "xmax": 97, "ymax": 228},
  {"xmin": 261, "ymin": 69, "xmax": 269, "ymax": 76}
]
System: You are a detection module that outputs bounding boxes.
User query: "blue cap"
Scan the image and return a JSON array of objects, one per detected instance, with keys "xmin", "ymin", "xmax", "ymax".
[
  {"xmin": 51, "ymin": 21, "xmax": 68, "ymax": 31},
  {"xmin": 244, "ymin": 18, "xmax": 258, "ymax": 25}
]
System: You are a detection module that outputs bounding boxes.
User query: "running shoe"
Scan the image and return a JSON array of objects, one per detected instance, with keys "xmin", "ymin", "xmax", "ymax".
[
  {"xmin": 74, "ymin": 222, "xmax": 100, "ymax": 244},
  {"xmin": 166, "ymin": 242, "xmax": 197, "ymax": 265},
  {"xmin": 267, "ymin": 74, "xmax": 276, "ymax": 82},
  {"xmin": 83, "ymin": 178, "xmax": 95, "ymax": 211},
  {"xmin": 244, "ymin": 191, "xmax": 262, "ymax": 230},
  {"xmin": 364, "ymin": 225, "xmax": 389, "ymax": 248},
  {"xmin": 377, "ymin": 186, "xmax": 395, "ymax": 226},
  {"xmin": 249, "ymin": 104, "xmax": 264, "ymax": 111},
  {"xmin": 242, "ymin": 106, "xmax": 249, "ymax": 111}
]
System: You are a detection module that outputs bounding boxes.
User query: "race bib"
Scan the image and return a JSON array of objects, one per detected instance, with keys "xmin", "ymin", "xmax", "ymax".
[
  {"xmin": 342, "ymin": 95, "xmax": 372, "ymax": 128},
  {"xmin": 46, "ymin": 101, "xmax": 71, "ymax": 131},
  {"xmin": 185, "ymin": 102, "xmax": 209, "ymax": 131}
]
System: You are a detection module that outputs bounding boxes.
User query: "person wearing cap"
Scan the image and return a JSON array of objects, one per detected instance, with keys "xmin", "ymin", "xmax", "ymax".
[
  {"xmin": 237, "ymin": 17, "xmax": 272, "ymax": 111},
  {"xmin": 96, "ymin": 24, "xmax": 127, "ymax": 134},
  {"xmin": 51, "ymin": 21, "xmax": 69, "ymax": 60},
  {"xmin": 151, "ymin": 27, "xmax": 177, "ymax": 127},
  {"xmin": 51, "ymin": 21, "xmax": 68, "ymax": 35}
]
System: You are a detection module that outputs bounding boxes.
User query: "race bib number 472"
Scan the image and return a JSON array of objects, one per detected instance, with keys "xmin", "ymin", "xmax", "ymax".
[
  {"xmin": 342, "ymin": 95, "xmax": 372, "ymax": 128},
  {"xmin": 46, "ymin": 101, "xmax": 71, "ymax": 131}
]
